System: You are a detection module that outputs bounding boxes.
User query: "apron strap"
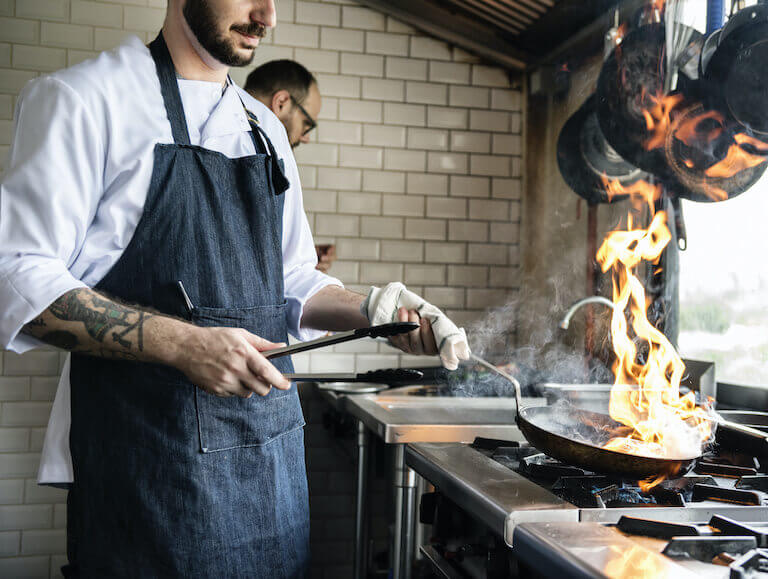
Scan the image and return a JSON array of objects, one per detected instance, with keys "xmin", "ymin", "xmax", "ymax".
[
  {"xmin": 149, "ymin": 33, "xmax": 191, "ymax": 146},
  {"xmin": 239, "ymin": 101, "xmax": 291, "ymax": 196}
]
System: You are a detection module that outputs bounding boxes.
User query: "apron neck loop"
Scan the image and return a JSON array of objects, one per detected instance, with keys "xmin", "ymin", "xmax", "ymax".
[
  {"xmin": 149, "ymin": 32, "xmax": 192, "ymax": 146},
  {"xmin": 237, "ymin": 94, "xmax": 291, "ymax": 196}
]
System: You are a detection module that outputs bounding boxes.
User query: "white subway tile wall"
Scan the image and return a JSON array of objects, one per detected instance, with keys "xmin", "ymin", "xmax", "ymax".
[{"xmin": 0, "ymin": 0, "xmax": 522, "ymax": 576}]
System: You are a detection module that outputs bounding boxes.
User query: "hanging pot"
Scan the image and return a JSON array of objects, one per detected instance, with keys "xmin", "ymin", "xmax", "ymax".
[
  {"xmin": 662, "ymin": 100, "xmax": 768, "ymax": 202},
  {"xmin": 596, "ymin": 23, "xmax": 672, "ymax": 175},
  {"xmin": 557, "ymin": 94, "xmax": 647, "ymax": 204},
  {"xmin": 702, "ymin": 1, "xmax": 768, "ymax": 136},
  {"xmin": 596, "ymin": 23, "xmax": 705, "ymax": 176}
]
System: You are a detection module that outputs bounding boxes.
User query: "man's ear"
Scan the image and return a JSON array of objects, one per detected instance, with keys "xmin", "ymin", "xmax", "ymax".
[{"xmin": 271, "ymin": 89, "xmax": 292, "ymax": 116}]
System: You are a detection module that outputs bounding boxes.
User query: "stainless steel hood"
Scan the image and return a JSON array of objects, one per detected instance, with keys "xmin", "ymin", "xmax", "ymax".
[{"xmin": 357, "ymin": 0, "xmax": 622, "ymax": 70}]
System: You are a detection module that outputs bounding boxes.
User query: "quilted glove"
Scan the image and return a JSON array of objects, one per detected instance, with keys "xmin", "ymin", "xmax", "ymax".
[{"xmin": 362, "ymin": 282, "xmax": 470, "ymax": 370}]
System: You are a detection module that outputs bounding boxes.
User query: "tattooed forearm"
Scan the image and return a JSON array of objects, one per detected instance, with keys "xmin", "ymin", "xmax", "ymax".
[
  {"xmin": 22, "ymin": 288, "xmax": 157, "ymax": 357},
  {"xmin": 40, "ymin": 330, "xmax": 80, "ymax": 350},
  {"xmin": 47, "ymin": 289, "xmax": 152, "ymax": 349}
]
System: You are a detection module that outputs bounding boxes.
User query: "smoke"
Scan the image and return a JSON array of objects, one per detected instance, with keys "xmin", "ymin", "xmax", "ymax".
[{"xmin": 455, "ymin": 249, "xmax": 616, "ymax": 397}]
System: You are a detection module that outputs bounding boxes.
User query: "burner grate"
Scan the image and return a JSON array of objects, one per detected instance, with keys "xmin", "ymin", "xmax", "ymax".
[
  {"xmin": 692, "ymin": 484, "xmax": 762, "ymax": 505},
  {"xmin": 735, "ymin": 475, "xmax": 768, "ymax": 493},
  {"xmin": 730, "ymin": 548, "xmax": 768, "ymax": 578},
  {"xmin": 695, "ymin": 461, "xmax": 758, "ymax": 478},
  {"xmin": 710, "ymin": 515, "xmax": 768, "ymax": 548},
  {"xmin": 617, "ymin": 515, "xmax": 700, "ymax": 538},
  {"xmin": 662, "ymin": 536, "xmax": 757, "ymax": 563},
  {"xmin": 484, "ymin": 441, "xmax": 768, "ymax": 509}
]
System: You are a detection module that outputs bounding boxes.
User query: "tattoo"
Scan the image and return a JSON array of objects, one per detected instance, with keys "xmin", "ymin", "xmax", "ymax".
[
  {"xmin": 41, "ymin": 330, "xmax": 79, "ymax": 350},
  {"xmin": 21, "ymin": 288, "xmax": 155, "ymax": 356},
  {"xmin": 46, "ymin": 289, "xmax": 151, "ymax": 351}
]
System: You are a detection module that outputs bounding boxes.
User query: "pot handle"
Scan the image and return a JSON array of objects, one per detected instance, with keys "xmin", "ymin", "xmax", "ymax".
[{"xmin": 470, "ymin": 354, "xmax": 523, "ymax": 416}]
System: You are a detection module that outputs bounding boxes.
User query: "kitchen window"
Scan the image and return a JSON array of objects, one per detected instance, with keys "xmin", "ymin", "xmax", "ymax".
[{"xmin": 678, "ymin": 175, "xmax": 768, "ymax": 388}]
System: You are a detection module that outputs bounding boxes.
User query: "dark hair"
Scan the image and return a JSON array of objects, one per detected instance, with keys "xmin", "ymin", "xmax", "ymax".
[{"xmin": 244, "ymin": 60, "xmax": 317, "ymax": 104}]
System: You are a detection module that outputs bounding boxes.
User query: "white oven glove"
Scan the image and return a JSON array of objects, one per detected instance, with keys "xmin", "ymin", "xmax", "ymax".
[{"xmin": 361, "ymin": 282, "xmax": 470, "ymax": 370}]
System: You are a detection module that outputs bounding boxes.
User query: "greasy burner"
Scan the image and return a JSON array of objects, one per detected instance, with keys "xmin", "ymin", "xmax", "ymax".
[{"xmin": 483, "ymin": 440, "xmax": 768, "ymax": 509}]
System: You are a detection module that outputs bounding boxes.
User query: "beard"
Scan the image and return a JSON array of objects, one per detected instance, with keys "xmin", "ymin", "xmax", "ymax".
[{"xmin": 183, "ymin": 0, "xmax": 266, "ymax": 67}]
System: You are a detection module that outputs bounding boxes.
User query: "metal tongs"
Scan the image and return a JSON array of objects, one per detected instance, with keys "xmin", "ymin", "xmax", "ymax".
[
  {"xmin": 264, "ymin": 321, "xmax": 419, "ymax": 359},
  {"xmin": 265, "ymin": 321, "xmax": 425, "ymax": 384}
]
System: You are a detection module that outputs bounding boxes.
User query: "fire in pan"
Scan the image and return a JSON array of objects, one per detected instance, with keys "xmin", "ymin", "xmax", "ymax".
[{"xmin": 472, "ymin": 356, "xmax": 700, "ymax": 481}]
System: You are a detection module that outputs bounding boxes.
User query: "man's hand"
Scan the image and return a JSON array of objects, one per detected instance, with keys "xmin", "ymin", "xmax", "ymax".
[
  {"xmin": 362, "ymin": 282, "xmax": 470, "ymax": 369},
  {"xmin": 315, "ymin": 244, "xmax": 336, "ymax": 274},
  {"xmin": 175, "ymin": 326, "xmax": 291, "ymax": 398},
  {"xmin": 21, "ymin": 287, "xmax": 291, "ymax": 399},
  {"xmin": 387, "ymin": 307, "xmax": 438, "ymax": 356}
]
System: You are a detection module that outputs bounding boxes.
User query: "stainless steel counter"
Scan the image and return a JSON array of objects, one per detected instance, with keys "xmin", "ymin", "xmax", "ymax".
[
  {"xmin": 333, "ymin": 389, "xmax": 546, "ymax": 579},
  {"xmin": 406, "ymin": 442, "xmax": 579, "ymax": 545},
  {"xmin": 344, "ymin": 393, "xmax": 545, "ymax": 443},
  {"xmin": 513, "ymin": 522, "xmax": 704, "ymax": 578}
]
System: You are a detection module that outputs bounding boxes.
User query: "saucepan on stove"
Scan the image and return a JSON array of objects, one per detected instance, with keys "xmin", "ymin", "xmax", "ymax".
[
  {"xmin": 539, "ymin": 382, "xmax": 768, "ymax": 460},
  {"xmin": 481, "ymin": 356, "xmax": 768, "ymax": 477},
  {"xmin": 474, "ymin": 356, "xmax": 701, "ymax": 479}
]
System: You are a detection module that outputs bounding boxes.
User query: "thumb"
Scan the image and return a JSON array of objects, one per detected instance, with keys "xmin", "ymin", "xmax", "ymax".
[{"xmin": 244, "ymin": 333, "xmax": 286, "ymax": 352}]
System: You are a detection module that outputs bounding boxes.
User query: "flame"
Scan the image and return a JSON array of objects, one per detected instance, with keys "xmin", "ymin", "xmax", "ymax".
[
  {"xmin": 616, "ymin": 23, "xmax": 628, "ymax": 44},
  {"xmin": 673, "ymin": 109, "xmax": 724, "ymax": 148},
  {"xmin": 664, "ymin": 104, "xmax": 768, "ymax": 201},
  {"xmin": 642, "ymin": 92, "xmax": 684, "ymax": 150},
  {"xmin": 735, "ymin": 132, "xmax": 768, "ymax": 153},
  {"xmin": 597, "ymin": 180, "xmax": 714, "ymax": 488},
  {"xmin": 601, "ymin": 176, "xmax": 662, "ymax": 214},
  {"xmin": 705, "ymin": 141, "xmax": 767, "ymax": 179}
]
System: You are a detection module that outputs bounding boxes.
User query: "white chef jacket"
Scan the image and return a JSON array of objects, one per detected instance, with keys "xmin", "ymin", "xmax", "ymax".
[{"xmin": 0, "ymin": 36, "xmax": 341, "ymax": 484}]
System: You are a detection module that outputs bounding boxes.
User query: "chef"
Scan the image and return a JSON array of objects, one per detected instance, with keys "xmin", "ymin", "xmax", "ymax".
[
  {"xmin": 0, "ymin": 0, "xmax": 469, "ymax": 577},
  {"xmin": 244, "ymin": 58, "xmax": 337, "ymax": 273}
]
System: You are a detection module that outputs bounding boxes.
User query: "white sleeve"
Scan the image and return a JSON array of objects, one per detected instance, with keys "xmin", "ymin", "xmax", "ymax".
[
  {"xmin": 0, "ymin": 77, "xmax": 101, "ymax": 352},
  {"xmin": 277, "ymin": 128, "xmax": 343, "ymax": 341}
]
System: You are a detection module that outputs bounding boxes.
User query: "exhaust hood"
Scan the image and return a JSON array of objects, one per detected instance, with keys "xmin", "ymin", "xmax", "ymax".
[{"xmin": 357, "ymin": 0, "xmax": 621, "ymax": 70}]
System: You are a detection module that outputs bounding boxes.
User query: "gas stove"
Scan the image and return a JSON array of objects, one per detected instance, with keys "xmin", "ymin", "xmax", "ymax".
[
  {"xmin": 406, "ymin": 440, "xmax": 768, "ymax": 578},
  {"xmin": 485, "ymin": 439, "xmax": 768, "ymax": 514}
]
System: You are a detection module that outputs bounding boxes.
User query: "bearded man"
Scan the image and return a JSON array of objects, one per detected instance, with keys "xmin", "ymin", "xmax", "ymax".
[{"xmin": 0, "ymin": 1, "xmax": 470, "ymax": 577}]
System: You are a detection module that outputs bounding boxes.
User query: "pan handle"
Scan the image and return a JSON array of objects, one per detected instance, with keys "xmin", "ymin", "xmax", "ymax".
[
  {"xmin": 717, "ymin": 417, "xmax": 768, "ymax": 442},
  {"xmin": 470, "ymin": 354, "xmax": 523, "ymax": 415}
]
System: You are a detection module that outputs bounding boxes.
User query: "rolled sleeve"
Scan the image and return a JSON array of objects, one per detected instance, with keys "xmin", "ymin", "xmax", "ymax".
[
  {"xmin": 0, "ymin": 77, "xmax": 102, "ymax": 351},
  {"xmin": 284, "ymin": 264, "xmax": 342, "ymax": 341},
  {"xmin": 0, "ymin": 264, "xmax": 86, "ymax": 353}
]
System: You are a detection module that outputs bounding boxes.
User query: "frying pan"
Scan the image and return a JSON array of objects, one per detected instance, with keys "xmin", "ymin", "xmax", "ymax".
[
  {"xmin": 703, "ymin": 1, "xmax": 768, "ymax": 136},
  {"xmin": 472, "ymin": 356, "xmax": 700, "ymax": 479},
  {"xmin": 556, "ymin": 94, "xmax": 647, "ymax": 204},
  {"xmin": 596, "ymin": 23, "xmax": 677, "ymax": 176},
  {"xmin": 662, "ymin": 99, "xmax": 767, "ymax": 203}
]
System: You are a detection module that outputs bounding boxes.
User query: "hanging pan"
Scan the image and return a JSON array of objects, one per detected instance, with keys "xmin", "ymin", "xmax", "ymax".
[
  {"xmin": 596, "ymin": 23, "xmax": 704, "ymax": 177},
  {"xmin": 662, "ymin": 99, "xmax": 768, "ymax": 202},
  {"xmin": 596, "ymin": 23, "xmax": 672, "ymax": 175},
  {"xmin": 472, "ymin": 356, "xmax": 700, "ymax": 480},
  {"xmin": 557, "ymin": 94, "xmax": 648, "ymax": 204},
  {"xmin": 702, "ymin": 1, "xmax": 768, "ymax": 137}
]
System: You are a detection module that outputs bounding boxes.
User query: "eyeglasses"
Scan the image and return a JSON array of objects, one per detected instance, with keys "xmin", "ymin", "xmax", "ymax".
[{"xmin": 289, "ymin": 95, "xmax": 317, "ymax": 136}]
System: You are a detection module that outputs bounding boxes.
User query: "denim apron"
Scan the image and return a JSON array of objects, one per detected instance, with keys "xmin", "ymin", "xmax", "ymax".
[{"xmin": 66, "ymin": 34, "xmax": 309, "ymax": 578}]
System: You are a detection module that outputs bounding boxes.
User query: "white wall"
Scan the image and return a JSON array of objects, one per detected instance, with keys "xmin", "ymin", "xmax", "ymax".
[{"xmin": 0, "ymin": 0, "xmax": 522, "ymax": 576}]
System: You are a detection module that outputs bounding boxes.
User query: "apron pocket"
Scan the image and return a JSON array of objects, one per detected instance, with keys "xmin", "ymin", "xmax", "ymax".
[{"xmin": 190, "ymin": 302, "xmax": 305, "ymax": 453}]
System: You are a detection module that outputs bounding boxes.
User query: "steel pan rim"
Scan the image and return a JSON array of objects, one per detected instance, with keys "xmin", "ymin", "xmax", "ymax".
[{"xmin": 517, "ymin": 406, "xmax": 701, "ymax": 467}]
